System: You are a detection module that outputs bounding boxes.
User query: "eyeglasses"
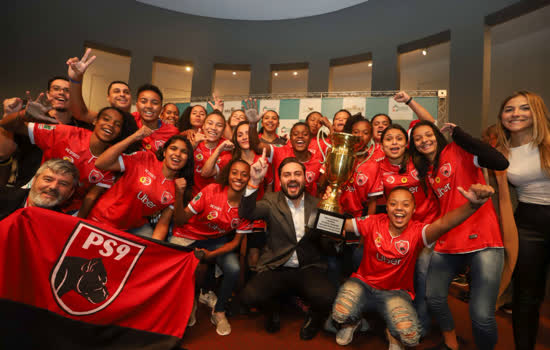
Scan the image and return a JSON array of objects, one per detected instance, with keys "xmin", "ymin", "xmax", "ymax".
[{"xmin": 50, "ymin": 85, "xmax": 70, "ymax": 94}]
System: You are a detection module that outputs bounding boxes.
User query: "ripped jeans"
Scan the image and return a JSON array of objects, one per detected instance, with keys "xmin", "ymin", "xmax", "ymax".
[{"xmin": 332, "ymin": 277, "xmax": 424, "ymax": 347}]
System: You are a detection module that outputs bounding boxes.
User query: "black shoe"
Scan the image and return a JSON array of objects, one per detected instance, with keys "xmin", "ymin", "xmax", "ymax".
[
  {"xmin": 299, "ymin": 312, "xmax": 322, "ymax": 340},
  {"xmin": 264, "ymin": 311, "xmax": 280, "ymax": 333}
]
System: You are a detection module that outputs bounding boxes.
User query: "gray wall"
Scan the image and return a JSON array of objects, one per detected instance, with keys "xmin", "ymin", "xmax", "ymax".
[{"xmin": 3, "ymin": 0, "xmax": 543, "ymax": 134}]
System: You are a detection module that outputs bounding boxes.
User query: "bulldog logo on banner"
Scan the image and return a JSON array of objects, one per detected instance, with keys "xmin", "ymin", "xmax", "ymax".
[{"xmin": 50, "ymin": 222, "xmax": 146, "ymax": 316}]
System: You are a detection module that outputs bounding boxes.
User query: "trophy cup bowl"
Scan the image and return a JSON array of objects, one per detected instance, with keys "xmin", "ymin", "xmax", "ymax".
[{"xmin": 308, "ymin": 132, "xmax": 362, "ymax": 239}]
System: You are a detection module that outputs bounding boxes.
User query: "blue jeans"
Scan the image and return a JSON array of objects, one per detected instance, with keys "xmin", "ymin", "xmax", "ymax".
[
  {"xmin": 187, "ymin": 236, "xmax": 240, "ymax": 313},
  {"xmin": 332, "ymin": 277, "xmax": 424, "ymax": 347},
  {"xmin": 426, "ymin": 248, "xmax": 504, "ymax": 350},
  {"xmin": 414, "ymin": 247, "xmax": 432, "ymax": 334}
]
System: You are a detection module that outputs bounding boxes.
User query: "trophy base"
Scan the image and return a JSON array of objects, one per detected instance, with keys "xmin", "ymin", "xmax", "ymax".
[{"xmin": 307, "ymin": 208, "xmax": 346, "ymax": 240}]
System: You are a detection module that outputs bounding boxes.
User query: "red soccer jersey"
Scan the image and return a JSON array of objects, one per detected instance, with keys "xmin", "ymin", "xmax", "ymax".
[
  {"xmin": 88, "ymin": 151, "xmax": 176, "ymax": 231},
  {"xmin": 379, "ymin": 157, "xmax": 440, "ymax": 223},
  {"xmin": 371, "ymin": 143, "xmax": 386, "ymax": 163},
  {"xmin": 191, "ymin": 139, "xmax": 230, "ymax": 195},
  {"xmin": 428, "ymin": 142, "xmax": 503, "ymax": 253},
  {"xmin": 308, "ymin": 136, "xmax": 331, "ymax": 158},
  {"xmin": 28, "ymin": 123, "xmax": 115, "ymax": 211},
  {"xmin": 269, "ymin": 144, "xmax": 322, "ymax": 196},
  {"xmin": 352, "ymin": 214, "xmax": 429, "ymax": 299},
  {"xmin": 173, "ymin": 183, "xmax": 253, "ymax": 240},
  {"xmin": 339, "ymin": 158, "xmax": 383, "ymax": 217},
  {"xmin": 132, "ymin": 112, "xmax": 179, "ymax": 154}
]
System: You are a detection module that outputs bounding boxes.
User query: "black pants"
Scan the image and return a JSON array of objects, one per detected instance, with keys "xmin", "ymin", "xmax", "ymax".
[
  {"xmin": 241, "ymin": 266, "xmax": 336, "ymax": 317},
  {"xmin": 513, "ymin": 202, "xmax": 550, "ymax": 350}
]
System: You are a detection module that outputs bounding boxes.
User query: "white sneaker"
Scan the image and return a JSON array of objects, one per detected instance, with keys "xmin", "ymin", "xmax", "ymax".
[
  {"xmin": 336, "ymin": 320, "xmax": 361, "ymax": 346},
  {"xmin": 211, "ymin": 312, "xmax": 231, "ymax": 336},
  {"xmin": 199, "ymin": 290, "xmax": 218, "ymax": 309},
  {"xmin": 188, "ymin": 298, "xmax": 197, "ymax": 327}
]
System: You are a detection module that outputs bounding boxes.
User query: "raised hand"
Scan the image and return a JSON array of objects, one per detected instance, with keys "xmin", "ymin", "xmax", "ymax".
[
  {"xmin": 249, "ymin": 148, "xmax": 269, "ymax": 184},
  {"xmin": 242, "ymin": 98, "xmax": 260, "ymax": 123},
  {"xmin": 219, "ymin": 139, "xmax": 234, "ymax": 152},
  {"xmin": 440, "ymin": 122, "xmax": 457, "ymax": 134},
  {"xmin": 457, "ymin": 184, "xmax": 494, "ymax": 208},
  {"xmin": 133, "ymin": 125, "xmax": 154, "ymax": 141},
  {"xmin": 208, "ymin": 94, "xmax": 224, "ymax": 112},
  {"xmin": 66, "ymin": 48, "xmax": 97, "ymax": 81},
  {"xmin": 174, "ymin": 177, "xmax": 187, "ymax": 194},
  {"xmin": 3, "ymin": 97, "xmax": 23, "ymax": 115},
  {"xmin": 24, "ymin": 92, "xmax": 57, "ymax": 123},
  {"xmin": 394, "ymin": 91, "xmax": 411, "ymax": 104}
]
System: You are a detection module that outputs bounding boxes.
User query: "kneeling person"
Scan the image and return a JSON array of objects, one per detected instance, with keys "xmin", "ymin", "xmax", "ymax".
[{"xmin": 332, "ymin": 185, "xmax": 494, "ymax": 348}]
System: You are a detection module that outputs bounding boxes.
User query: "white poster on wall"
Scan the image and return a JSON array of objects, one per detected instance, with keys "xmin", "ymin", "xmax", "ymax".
[
  {"xmin": 388, "ymin": 99, "xmax": 413, "ymax": 120},
  {"xmin": 343, "ymin": 97, "xmax": 367, "ymax": 116},
  {"xmin": 299, "ymin": 98, "xmax": 322, "ymax": 121},
  {"xmin": 222, "ymin": 101, "xmax": 243, "ymax": 117},
  {"xmin": 194, "ymin": 101, "xmax": 208, "ymax": 110},
  {"xmin": 259, "ymin": 99, "xmax": 280, "ymax": 115}
]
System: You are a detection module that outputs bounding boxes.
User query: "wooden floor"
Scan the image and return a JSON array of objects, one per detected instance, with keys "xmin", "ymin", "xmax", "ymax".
[{"xmin": 182, "ymin": 295, "xmax": 550, "ymax": 350}]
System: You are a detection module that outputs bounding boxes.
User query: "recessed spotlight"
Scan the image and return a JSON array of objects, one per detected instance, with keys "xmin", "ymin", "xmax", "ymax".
[
  {"xmin": 185, "ymin": 66, "xmax": 191, "ymax": 72},
  {"xmin": 368, "ymin": 62, "xmax": 372, "ymax": 67},
  {"xmin": 232, "ymin": 71, "xmax": 237, "ymax": 75},
  {"xmin": 422, "ymin": 49, "xmax": 427, "ymax": 56},
  {"xmin": 293, "ymin": 71, "xmax": 298, "ymax": 76},
  {"xmin": 274, "ymin": 72, "xmax": 278, "ymax": 76}
]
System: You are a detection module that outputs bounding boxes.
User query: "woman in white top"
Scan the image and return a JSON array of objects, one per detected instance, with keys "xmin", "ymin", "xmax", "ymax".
[{"xmin": 496, "ymin": 91, "xmax": 550, "ymax": 350}]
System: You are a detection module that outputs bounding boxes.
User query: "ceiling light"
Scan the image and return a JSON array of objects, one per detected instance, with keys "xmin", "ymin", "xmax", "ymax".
[
  {"xmin": 368, "ymin": 62, "xmax": 372, "ymax": 67},
  {"xmin": 185, "ymin": 66, "xmax": 191, "ymax": 72},
  {"xmin": 274, "ymin": 72, "xmax": 278, "ymax": 76},
  {"xmin": 422, "ymin": 49, "xmax": 427, "ymax": 56},
  {"xmin": 232, "ymin": 71, "xmax": 237, "ymax": 75},
  {"xmin": 293, "ymin": 71, "xmax": 298, "ymax": 76}
]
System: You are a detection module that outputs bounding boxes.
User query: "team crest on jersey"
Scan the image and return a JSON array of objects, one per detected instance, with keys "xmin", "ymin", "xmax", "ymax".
[
  {"xmin": 139, "ymin": 176, "xmax": 152, "ymax": 186},
  {"xmin": 196, "ymin": 153, "xmax": 204, "ymax": 161},
  {"xmin": 401, "ymin": 177, "xmax": 408, "ymax": 184},
  {"xmin": 155, "ymin": 140, "xmax": 165, "ymax": 150},
  {"xmin": 410, "ymin": 169, "xmax": 419, "ymax": 180},
  {"xmin": 231, "ymin": 217, "xmax": 240, "ymax": 229},
  {"xmin": 196, "ymin": 165, "xmax": 202, "ymax": 173},
  {"xmin": 440, "ymin": 163, "xmax": 452, "ymax": 178},
  {"xmin": 386, "ymin": 176, "xmax": 395, "ymax": 184},
  {"xmin": 39, "ymin": 124, "xmax": 56, "ymax": 130},
  {"xmin": 207, "ymin": 211, "xmax": 219, "ymax": 220},
  {"xmin": 88, "ymin": 169, "xmax": 104, "ymax": 184},
  {"xmin": 161, "ymin": 191, "xmax": 173, "ymax": 204},
  {"xmin": 306, "ymin": 171, "xmax": 315, "ymax": 183},
  {"xmin": 356, "ymin": 173, "xmax": 368, "ymax": 186},
  {"xmin": 374, "ymin": 232, "xmax": 383, "ymax": 248},
  {"xmin": 435, "ymin": 177, "xmax": 441, "ymax": 184},
  {"xmin": 50, "ymin": 222, "xmax": 145, "ymax": 316},
  {"xmin": 395, "ymin": 240, "xmax": 410, "ymax": 255},
  {"xmin": 145, "ymin": 144, "xmax": 152, "ymax": 150},
  {"xmin": 63, "ymin": 156, "xmax": 74, "ymax": 163}
]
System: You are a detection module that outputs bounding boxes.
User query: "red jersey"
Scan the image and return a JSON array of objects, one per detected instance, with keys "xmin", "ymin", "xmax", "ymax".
[
  {"xmin": 339, "ymin": 158, "xmax": 383, "ymax": 217},
  {"xmin": 88, "ymin": 151, "xmax": 176, "ymax": 231},
  {"xmin": 371, "ymin": 143, "xmax": 386, "ymax": 163},
  {"xmin": 428, "ymin": 142, "xmax": 503, "ymax": 253},
  {"xmin": 132, "ymin": 112, "xmax": 179, "ymax": 154},
  {"xmin": 269, "ymin": 144, "xmax": 322, "ymax": 196},
  {"xmin": 173, "ymin": 184, "xmax": 253, "ymax": 240},
  {"xmin": 308, "ymin": 136, "xmax": 330, "ymax": 158},
  {"xmin": 379, "ymin": 157, "xmax": 439, "ymax": 223},
  {"xmin": 352, "ymin": 214, "xmax": 429, "ymax": 299},
  {"xmin": 28, "ymin": 123, "xmax": 115, "ymax": 211},
  {"xmin": 192, "ymin": 139, "xmax": 230, "ymax": 195}
]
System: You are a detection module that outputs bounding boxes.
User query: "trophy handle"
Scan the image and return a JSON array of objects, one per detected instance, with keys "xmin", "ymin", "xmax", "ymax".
[{"xmin": 318, "ymin": 128, "xmax": 332, "ymax": 164}]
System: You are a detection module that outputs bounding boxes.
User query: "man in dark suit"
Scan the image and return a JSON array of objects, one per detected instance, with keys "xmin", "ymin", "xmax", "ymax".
[
  {"xmin": 0, "ymin": 159, "xmax": 79, "ymax": 220},
  {"xmin": 239, "ymin": 156, "xmax": 336, "ymax": 340}
]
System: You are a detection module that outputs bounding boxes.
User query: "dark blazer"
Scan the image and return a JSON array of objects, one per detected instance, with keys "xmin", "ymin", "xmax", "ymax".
[
  {"xmin": 0, "ymin": 187, "xmax": 29, "ymax": 221},
  {"xmin": 239, "ymin": 189, "xmax": 326, "ymax": 272}
]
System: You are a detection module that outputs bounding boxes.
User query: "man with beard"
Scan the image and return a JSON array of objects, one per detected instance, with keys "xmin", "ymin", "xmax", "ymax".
[
  {"xmin": 239, "ymin": 156, "xmax": 336, "ymax": 340},
  {"xmin": 0, "ymin": 159, "xmax": 78, "ymax": 220}
]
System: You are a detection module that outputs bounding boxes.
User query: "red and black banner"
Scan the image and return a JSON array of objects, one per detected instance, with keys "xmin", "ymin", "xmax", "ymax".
[{"xmin": 0, "ymin": 207, "xmax": 199, "ymax": 350}]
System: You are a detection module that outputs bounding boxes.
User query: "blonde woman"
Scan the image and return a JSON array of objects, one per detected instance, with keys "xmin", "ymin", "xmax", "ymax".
[{"xmin": 496, "ymin": 91, "xmax": 550, "ymax": 350}]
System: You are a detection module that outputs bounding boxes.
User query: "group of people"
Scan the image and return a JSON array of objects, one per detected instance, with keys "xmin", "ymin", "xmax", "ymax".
[{"xmin": 1, "ymin": 48, "xmax": 549, "ymax": 350}]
